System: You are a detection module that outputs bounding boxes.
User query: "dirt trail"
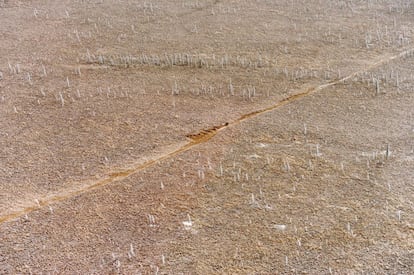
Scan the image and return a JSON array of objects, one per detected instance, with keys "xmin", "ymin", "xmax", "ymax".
[{"xmin": 1, "ymin": 47, "xmax": 413, "ymax": 225}]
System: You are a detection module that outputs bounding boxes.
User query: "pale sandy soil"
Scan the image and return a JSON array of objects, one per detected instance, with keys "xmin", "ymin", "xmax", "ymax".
[{"xmin": 0, "ymin": 0, "xmax": 413, "ymax": 274}]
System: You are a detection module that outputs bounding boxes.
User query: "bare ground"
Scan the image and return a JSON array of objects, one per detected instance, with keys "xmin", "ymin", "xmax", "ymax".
[{"xmin": 1, "ymin": 0, "xmax": 413, "ymax": 274}]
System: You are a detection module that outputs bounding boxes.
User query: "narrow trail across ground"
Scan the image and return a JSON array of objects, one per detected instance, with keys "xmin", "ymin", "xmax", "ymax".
[{"xmin": 1, "ymin": 47, "xmax": 413, "ymax": 225}]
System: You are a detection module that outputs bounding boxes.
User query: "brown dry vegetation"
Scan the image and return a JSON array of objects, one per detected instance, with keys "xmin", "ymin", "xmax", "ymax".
[{"xmin": 0, "ymin": 0, "xmax": 413, "ymax": 274}]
